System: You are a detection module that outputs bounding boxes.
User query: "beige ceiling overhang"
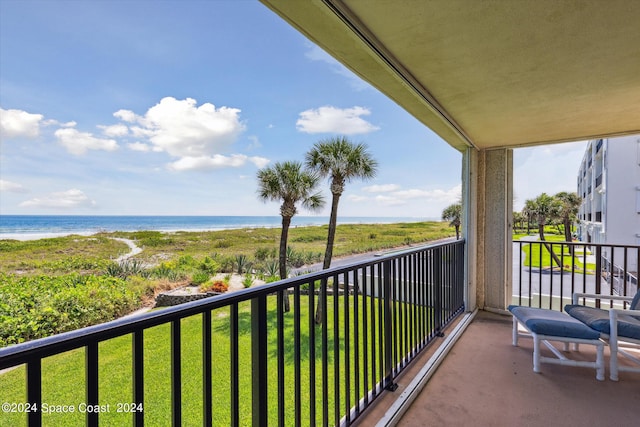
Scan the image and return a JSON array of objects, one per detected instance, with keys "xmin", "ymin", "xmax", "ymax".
[{"xmin": 261, "ymin": 0, "xmax": 640, "ymax": 152}]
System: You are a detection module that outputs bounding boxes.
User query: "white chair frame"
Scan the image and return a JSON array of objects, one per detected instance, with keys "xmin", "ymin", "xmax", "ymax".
[
  {"xmin": 511, "ymin": 314, "xmax": 605, "ymax": 381},
  {"xmin": 572, "ymin": 293, "xmax": 640, "ymax": 381}
]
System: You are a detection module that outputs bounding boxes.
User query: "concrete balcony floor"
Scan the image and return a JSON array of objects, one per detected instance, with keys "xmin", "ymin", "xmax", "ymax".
[{"xmin": 359, "ymin": 310, "xmax": 639, "ymax": 426}]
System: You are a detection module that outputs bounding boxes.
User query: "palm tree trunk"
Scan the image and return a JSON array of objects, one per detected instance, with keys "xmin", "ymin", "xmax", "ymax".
[
  {"xmin": 539, "ymin": 223, "xmax": 563, "ymax": 269},
  {"xmin": 280, "ymin": 216, "xmax": 291, "ymax": 312},
  {"xmin": 563, "ymin": 217, "xmax": 575, "ymax": 258},
  {"xmin": 322, "ymin": 192, "xmax": 341, "ymax": 269},
  {"xmin": 315, "ymin": 192, "xmax": 341, "ymax": 324}
]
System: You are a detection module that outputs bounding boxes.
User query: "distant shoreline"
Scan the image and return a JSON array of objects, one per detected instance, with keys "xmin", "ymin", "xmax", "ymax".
[{"xmin": 0, "ymin": 216, "xmax": 441, "ymax": 241}]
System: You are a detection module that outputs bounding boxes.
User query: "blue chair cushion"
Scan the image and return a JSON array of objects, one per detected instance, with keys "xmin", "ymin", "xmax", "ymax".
[
  {"xmin": 631, "ymin": 291, "xmax": 640, "ymax": 311},
  {"xmin": 564, "ymin": 304, "xmax": 640, "ymax": 340},
  {"xmin": 508, "ymin": 305, "xmax": 601, "ymax": 340}
]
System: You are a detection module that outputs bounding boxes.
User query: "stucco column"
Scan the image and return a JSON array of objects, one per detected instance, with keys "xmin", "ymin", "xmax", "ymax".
[{"xmin": 462, "ymin": 147, "xmax": 513, "ymax": 312}]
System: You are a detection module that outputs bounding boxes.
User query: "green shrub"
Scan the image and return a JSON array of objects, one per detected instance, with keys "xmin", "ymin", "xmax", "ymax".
[
  {"xmin": 191, "ymin": 271, "xmax": 210, "ymax": 285},
  {"xmin": 254, "ymin": 247, "xmax": 276, "ymax": 261},
  {"xmin": 0, "ymin": 273, "xmax": 140, "ymax": 347},
  {"xmin": 262, "ymin": 259, "xmax": 279, "ymax": 278},
  {"xmin": 235, "ymin": 254, "xmax": 251, "ymax": 274},
  {"xmin": 242, "ymin": 274, "xmax": 254, "ymax": 288},
  {"xmin": 130, "ymin": 231, "xmax": 173, "ymax": 247},
  {"xmin": 177, "ymin": 255, "xmax": 197, "ymax": 268},
  {"xmin": 199, "ymin": 256, "xmax": 218, "ymax": 274},
  {"xmin": 104, "ymin": 258, "xmax": 148, "ymax": 278}
]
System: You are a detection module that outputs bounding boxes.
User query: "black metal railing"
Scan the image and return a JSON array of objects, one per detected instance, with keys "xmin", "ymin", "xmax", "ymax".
[
  {"xmin": 0, "ymin": 240, "xmax": 465, "ymax": 427},
  {"xmin": 513, "ymin": 240, "xmax": 639, "ymax": 311}
]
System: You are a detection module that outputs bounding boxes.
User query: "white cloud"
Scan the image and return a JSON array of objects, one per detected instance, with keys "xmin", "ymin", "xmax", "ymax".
[
  {"xmin": 0, "ymin": 179, "xmax": 29, "ymax": 193},
  {"xmin": 250, "ymin": 156, "xmax": 270, "ymax": 168},
  {"xmin": 375, "ymin": 195, "xmax": 406, "ymax": 206},
  {"xmin": 99, "ymin": 123, "xmax": 129, "ymax": 137},
  {"xmin": 115, "ymin": 97, "xmax": 245, "ymax": 157},
  {"xmin": 362, "ymin": 184, "xmax": 400, "ymax": 193},
  {"xmin": 114, "ymin": 109, "xmax": 138, "ymax": 123},
  {"xmin": 127, "ymin": 141, "xmax": 152, "ymax": 152},
  {"xmin": 54, "ymin": 127, "xmax": 118, "ymax": 155},
  {"xmin": 19, "ymin": 189, "xmax": 96, "ymax": 209},
  {"xmin": 296, "ymin": 106, "xmax": 380, "ymax": 135},
  {"xmin": 346, "ymin": 194, "xmax": 368, "ymax": 202},
  {"xmin": 0, "ymin": 108, "xmax": 43, "ymax": 139},
  {"xmin": 372, "ymin": 184, "xmax": 462, "ymax": 207},
  {"xmin": 167, "ymin": 154, "xmax": 269, "ymax": 172}
]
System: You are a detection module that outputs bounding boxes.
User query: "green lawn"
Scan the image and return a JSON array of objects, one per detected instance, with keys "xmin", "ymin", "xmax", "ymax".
[
  {"xmin": 1, "ymin": 293, "xmax": 430, "ymax": 426},
  {"xmin": 516, "ymin": 235, "xmax": 595, "ymax": 273}
]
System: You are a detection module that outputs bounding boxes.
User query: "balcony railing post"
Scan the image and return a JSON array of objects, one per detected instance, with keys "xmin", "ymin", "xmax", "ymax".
[
  {"xmin": 595, "ymin": 246, "xmax": 602, "ymax": 308},
  {"xmin": 27, "ymin": 359, "xmax": 41, "ymax": 427},
  {"xmin": 383, "ymin": 259, "xmax": 398, "ymax": 391},
  {"xmin": 86, "ymin": 342, "xmax": 99, "ymax": 426},
  {"xmin": 133, "ymin": 330, "xmax": 144, "ymax": 427},
  {"xmin": 251, "ymin": 294, "xmax": 268, "ymax": 427},
  {"xmin": 433, "ymin": 246, "xmax": 443, "ymax": 335}
]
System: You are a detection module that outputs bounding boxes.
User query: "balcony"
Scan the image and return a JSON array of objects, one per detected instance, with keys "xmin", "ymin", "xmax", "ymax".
[
  {"xmin": 0, "ymin": 240, "xmax": 465, "ymax": 426},
  {"xmin": 364, "ymin": 310, "xmax": 638, "ymax": 426},
  {"xmin": 2, "ymin": 239, "xmax": 638, "ymax": 426},
  {"xmin": 360, "ymin": 240, "xmax": 639, "ymax": 425}
]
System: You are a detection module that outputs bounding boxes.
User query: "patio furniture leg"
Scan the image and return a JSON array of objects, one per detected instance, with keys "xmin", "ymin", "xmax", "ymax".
[
  {"xmin": 533, "ymin": 336, "xmax": 541, "ymax": 373},
  {"xmin": 610, "ymin": 310, "xmax": 619, "ymax": 381},
  {"xmin": 596, "ymin": 342, "xmax": 605, "ymax": 381}
]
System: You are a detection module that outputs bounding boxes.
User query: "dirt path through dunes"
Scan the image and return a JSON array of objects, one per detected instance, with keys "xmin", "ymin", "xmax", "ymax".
[{"xmin": 112, "ymin": 238, "xmax": 142, "ymax": 262}]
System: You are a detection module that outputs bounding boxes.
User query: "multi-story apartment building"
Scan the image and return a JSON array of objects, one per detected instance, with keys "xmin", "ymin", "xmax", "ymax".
[{"xmin": 577, "ymin": 134, "xmax": 640, "ymax": 294}]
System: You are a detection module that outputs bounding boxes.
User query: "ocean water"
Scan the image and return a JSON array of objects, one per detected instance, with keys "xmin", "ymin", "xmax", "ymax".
[{"xmin": 0, "ymin": 215, "xmax": 432, "ymax": 240}]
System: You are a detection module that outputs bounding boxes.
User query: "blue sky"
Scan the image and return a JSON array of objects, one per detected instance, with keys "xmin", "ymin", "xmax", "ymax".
[{"xmin": 0, "ymin": 0, "xmax": 585, "ymax": 218}]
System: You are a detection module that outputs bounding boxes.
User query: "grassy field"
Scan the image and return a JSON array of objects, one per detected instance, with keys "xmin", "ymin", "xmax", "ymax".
[
  {"xmin": 0, "ymin": 221, "xmax": 453, "ymax": 373},
  {"xmin": 0, "ymin": 292, "xmax": 418, "ymax": 426},
  {"xmin": 515, "ymin": 234, "xmax": 595, "ymax": 272},
  {"xmin": 0, "ymin": 221, "xmax": 454, "ymax": 277}
]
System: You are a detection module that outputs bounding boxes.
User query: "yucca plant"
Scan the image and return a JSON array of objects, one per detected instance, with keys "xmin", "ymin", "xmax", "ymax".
[{"xmin": 235, "ymin": 254, "xmax": 251, "ymax": 274}]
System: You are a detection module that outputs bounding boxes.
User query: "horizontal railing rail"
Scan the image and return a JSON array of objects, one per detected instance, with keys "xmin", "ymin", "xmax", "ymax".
[
  {"xmin": 513, "ymin": 240, "xmax": 640, "ymax": 311},
  {"xmin": 1, "ymin": 239, "xmax": 465, "ymax": 426}
]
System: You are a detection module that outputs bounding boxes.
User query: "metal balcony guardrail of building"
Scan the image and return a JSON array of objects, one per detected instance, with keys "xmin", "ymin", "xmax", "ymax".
[
  {"xmin": 596, "ymin": 138, "xmax": 603, "ymax": 153},
  {"xmin": 0, "ymin": 240, "xmax": 465, "ymax": 427},
  {"xmin": 513, "ymin": 240, "xmax": 640, "ymax": 311}
]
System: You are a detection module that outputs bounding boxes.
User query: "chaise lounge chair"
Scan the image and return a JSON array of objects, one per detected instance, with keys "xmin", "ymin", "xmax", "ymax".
[{"xmin": 564, "ymin": 291, "xmax": 640, "ymax": 381}]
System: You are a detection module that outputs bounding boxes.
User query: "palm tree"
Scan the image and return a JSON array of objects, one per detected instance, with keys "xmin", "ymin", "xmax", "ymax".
[
  {"xmin": 526, "ymin": 193, "xmax": 563, "ymax": 268},
  {"xmin": 442, "ymin": 203, "xmax": 462, "ymax": 239},
  {"xmin": 554, "ymin": 191, "xmax": 581, "ymax": 242},
  {"xmin": 257, "ymin": 161, "xmax": 325, "ymax": 311},
  {"xmin": 305, "ymin": 136, "xmax": 377, "ymax": 324},
  {"xmin": 513, "ymin": 211, "xmax": 524, "ymax": 233}
]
